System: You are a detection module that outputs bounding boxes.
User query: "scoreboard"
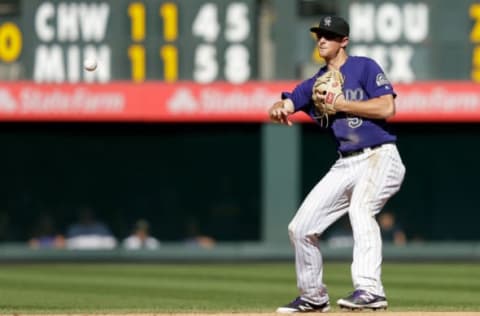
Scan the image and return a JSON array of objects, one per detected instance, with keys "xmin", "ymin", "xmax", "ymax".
[
  {"xmin": 0, "ymin": 0, "xmax": 256, "ymax": 83},
  {"xmin": 2, "ymin": 0, "xmax": 480, "ymax": 123}
]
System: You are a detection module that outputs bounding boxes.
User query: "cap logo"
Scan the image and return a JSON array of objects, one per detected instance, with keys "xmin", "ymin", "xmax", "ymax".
[{"xmin": 323, "ymin": 16, "xmax": 332, "ymax": 27}]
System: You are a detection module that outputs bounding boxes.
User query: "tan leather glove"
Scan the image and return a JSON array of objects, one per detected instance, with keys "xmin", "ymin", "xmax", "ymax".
[{"xmin": 312, "ymin": 70, "xmax": 345, "ymax": 116}]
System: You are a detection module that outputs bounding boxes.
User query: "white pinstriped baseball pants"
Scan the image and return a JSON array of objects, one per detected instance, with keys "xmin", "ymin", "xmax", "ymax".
[{"xmin": 288, "ymin": 143, "xmax": 405, "ymax": 304}]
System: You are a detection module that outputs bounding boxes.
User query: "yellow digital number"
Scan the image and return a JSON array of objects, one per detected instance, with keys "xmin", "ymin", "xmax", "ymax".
[
  {"xmin": 128, "ymin": 45, "xmax": 145, "ymax": 82},
  {"xmin": 160, "ymin": 45, "xmax": 178, "ymax": 82},
  {"xmin": 471, "ymin": 4, "xmax": 480, "ymax": 81},
  {"xmin": 0, "ymin": 22, "xmax": 22, "ymax": 62},
  {"xmin": 310, "ymin": 33, "xmax": 324, "ymax": 65},
  {"xmin": 472, "ymin": 46, "xmax": 480, "ymax": 82},
  {"xmin": 160, "ymin": 2, "xmax": 178, "ymax": 42},
  {"xmin": 470, "ymin": 4, "xmax": 480, "ymax": 42},
  {"xmin": 311, "ymin": 48, "xmax": 325, "ymax": 65},
  {"xmin": 128, "ymin": 2, "xmax": 145, "ymax": 42}
]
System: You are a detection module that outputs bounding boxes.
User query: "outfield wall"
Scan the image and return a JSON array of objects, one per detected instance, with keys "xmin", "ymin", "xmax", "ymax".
[{"xmin": 1, "ymin": 242, "xmax": 480, "ymax": 262}]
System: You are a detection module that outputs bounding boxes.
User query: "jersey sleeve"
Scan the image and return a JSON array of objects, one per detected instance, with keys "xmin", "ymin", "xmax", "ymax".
[
  {"xmin": 280, "ymin": 77, "xmax": 316, "ymax": 112},
  {"xmin": 363, "ymin": 59, "xmax": 396, "ymax": 99}
]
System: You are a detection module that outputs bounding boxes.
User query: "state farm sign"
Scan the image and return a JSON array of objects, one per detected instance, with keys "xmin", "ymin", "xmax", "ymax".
[
  {"xmin": 0, "ymin": 81, "xmax": 479, "ymax": 122},
  {"xmin": 0, "ymin": 81, "xmax": 290, "ymax": 122}
]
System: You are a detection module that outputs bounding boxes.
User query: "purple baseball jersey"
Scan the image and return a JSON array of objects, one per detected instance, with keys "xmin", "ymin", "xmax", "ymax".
[{"xmin": 281, "ymin": 56, "xmax": 397, "ymax": 153}]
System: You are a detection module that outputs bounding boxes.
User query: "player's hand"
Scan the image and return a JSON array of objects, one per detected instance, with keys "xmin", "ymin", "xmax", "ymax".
[
  {"xmin": 270, "ymin": 108, "xmax": 292, "ymax": 126},
  {"xmin": 314, "ymin": 91, "xmax": 345, "ymax": 111},
  {"xmin": 269, "ymin": 101, "xmax": 293, "ymax": 126},
  {"xmin": 333, "ymin": 94, "xmax": 346, "ymax": 111}
]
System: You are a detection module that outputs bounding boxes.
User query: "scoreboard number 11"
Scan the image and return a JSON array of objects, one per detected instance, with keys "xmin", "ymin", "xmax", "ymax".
[{"xmin": 128, "ymin": 2, "xmax": 178, "ymax": 82}]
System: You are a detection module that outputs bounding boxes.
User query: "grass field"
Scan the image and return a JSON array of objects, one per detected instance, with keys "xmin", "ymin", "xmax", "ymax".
[{"xmin": 0, "ymin": 262, "xmax": 479, "ymax": 314}]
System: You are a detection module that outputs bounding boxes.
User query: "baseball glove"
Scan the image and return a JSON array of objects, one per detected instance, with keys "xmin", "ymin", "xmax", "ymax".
[{"xmin": 312, "ymin": 69, "xmax": 344, "ymax": 116}]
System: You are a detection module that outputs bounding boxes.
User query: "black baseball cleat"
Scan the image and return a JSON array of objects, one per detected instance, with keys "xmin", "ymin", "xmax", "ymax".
[
  {"xmin": 336, "ymin": 289, "xmax": 388, "ymax": 310},
  {"xmin": 276, "ymin": 296, "xmax": 330, "ymax": 313}
]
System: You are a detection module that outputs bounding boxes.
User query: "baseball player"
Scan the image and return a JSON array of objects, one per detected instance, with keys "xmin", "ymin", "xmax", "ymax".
[{"xmin": 269, "ymin": 15, "xmax": 406, "ymax": 313}]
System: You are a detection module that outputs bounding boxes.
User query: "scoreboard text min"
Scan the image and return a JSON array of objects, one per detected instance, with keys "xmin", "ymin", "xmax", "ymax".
[{"xmin": 0, "ymin": 0, "xmax": 257, "ymax": 83}]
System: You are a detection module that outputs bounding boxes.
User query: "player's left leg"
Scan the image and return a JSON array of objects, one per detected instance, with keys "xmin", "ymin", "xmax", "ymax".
[{"xmin": 339, "ymin": 144, "xmax": 405, "ymax": 309}]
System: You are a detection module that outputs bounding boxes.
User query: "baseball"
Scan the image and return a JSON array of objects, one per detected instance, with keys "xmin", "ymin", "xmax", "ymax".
[{"xmin": 83, "ymin": 57, "xmax": 97, "ymax": 71}]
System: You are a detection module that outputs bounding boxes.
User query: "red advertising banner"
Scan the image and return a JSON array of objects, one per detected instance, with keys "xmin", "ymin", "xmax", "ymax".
[
  {"xmin": 0, "ymin": 81, "xmax": 479, "ymax": 122},
  {"xmin": 393, "ymin": 81, "xmax": 480, "ymax": 122}
]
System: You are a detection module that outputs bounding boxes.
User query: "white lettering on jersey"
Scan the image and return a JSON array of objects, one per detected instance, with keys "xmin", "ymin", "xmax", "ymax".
[
  {"xmin": 344, "ymin": 88, "xmax": 364, "ymax": 128},
  {"xmin": 347, "ymin": 115, "xmax": 363, "ymax": 128},
  {"xmin": 345, "ymin": 88, "xmax": 364, "ymax": 101}
]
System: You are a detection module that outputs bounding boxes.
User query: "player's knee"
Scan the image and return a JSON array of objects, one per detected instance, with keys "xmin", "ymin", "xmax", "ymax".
[
  {"xmin": 288, "ymin": 223, "xmax": 301, "ymax": 242},
  {"xmin": 287, "ymin": 223, "xmax": 295, "ymax": 239},
  {"xmin": 288, "ymin": 223, "xmax": 317, "ymax": 244}
]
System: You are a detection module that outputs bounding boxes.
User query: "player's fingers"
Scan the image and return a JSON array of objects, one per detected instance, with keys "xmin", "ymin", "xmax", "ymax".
[
  {"xmin": 279, "ymin": 112, "xmax": 293, "ymax": 126},
  {"xmin": 269, "ymin": 109, "xmax": 281, "ymax": 120},
  {"xmin": 270, "ymin": 110, "xmax": 284, "ymax": 124},
  {"xmin": 269, "ymin": 108, "xmax": 293, "ymax": 126},
  {"xmin": 272, "ymin": 108, "xmax": 286, "ymax": 119}
]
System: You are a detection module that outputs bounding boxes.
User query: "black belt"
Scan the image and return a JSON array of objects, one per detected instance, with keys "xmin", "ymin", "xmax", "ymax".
[{"xmin": 339, "ymin": 142, "xmax": 394, "ymax": 158}]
